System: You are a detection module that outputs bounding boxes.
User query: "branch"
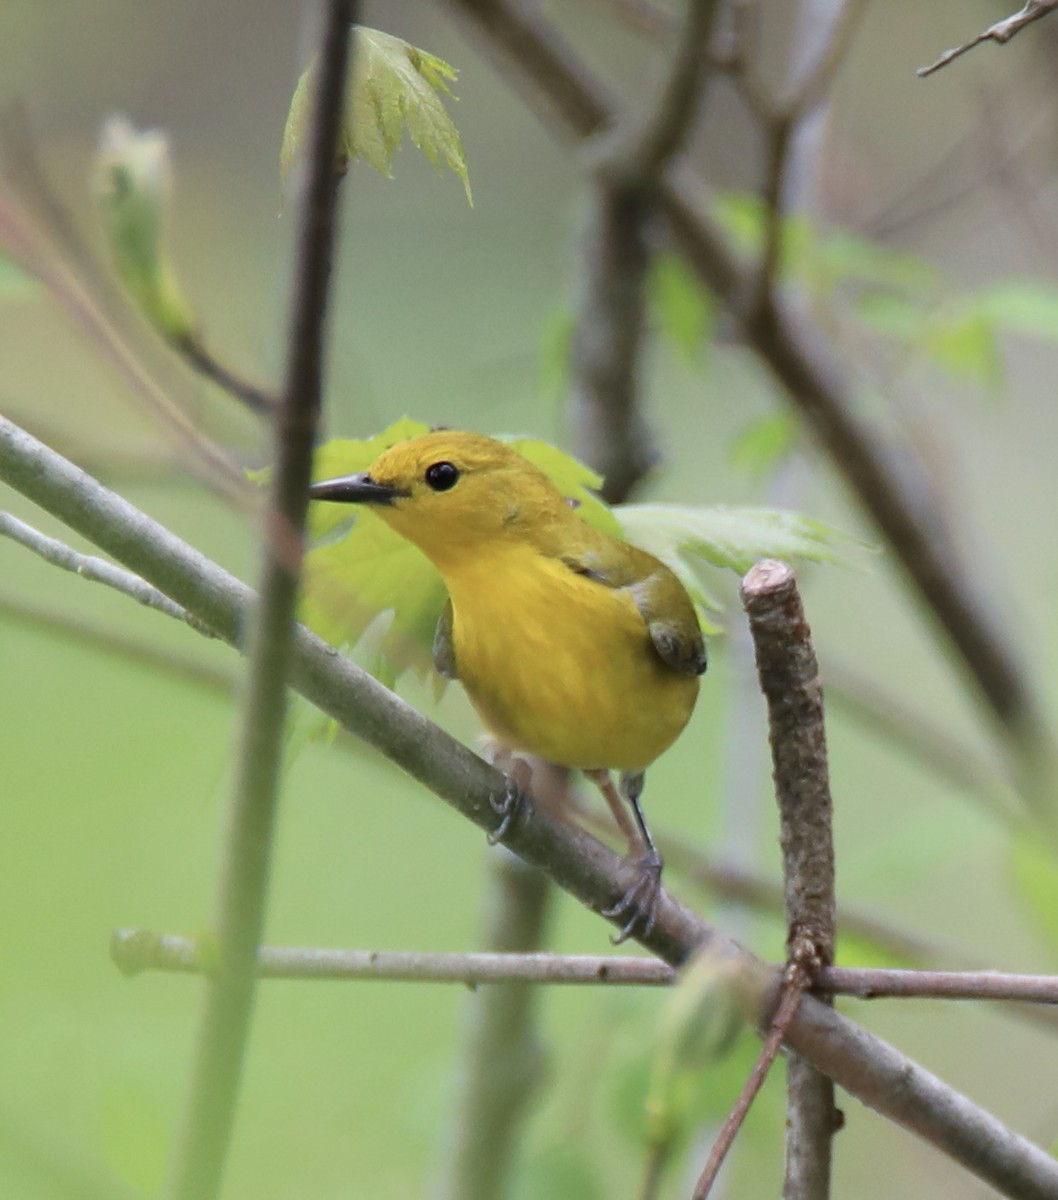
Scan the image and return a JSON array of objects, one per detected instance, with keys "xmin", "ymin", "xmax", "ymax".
[
  {"xmin": 111, "ymin": 932, "xmax": 670, "ymax": 984},
  {"xmin": 163, "ymin": 7, "xmax": 355, "ymax": 1200},
  {"xmin": 742, "ymin": 560, "xmax": 837, "ymax": 1200},
  {"xmin": 446, "ymin": 0, "xmax": 1057, "ymax": 815},
  {"xmin": 918, "ymin": 2, "xmax": 1058, "ymax": 77},
  {"xmin": 0, "ymin": 511, "xmax": 215, "ymax": 636},
  {"xmin": 571, "ymin": 0, "xmax": 722, "ymax": 501},
  {"xmin": 5, "ymin": 423, "xmax": 1058, "ymax": 1197},
  {"xmin": 692, "ymin": 974, "xmax": 809, "ymax": 1199},
  {"xmin": 110, "ymin": 933, "xmax": 1058, "ymax": 1005}
]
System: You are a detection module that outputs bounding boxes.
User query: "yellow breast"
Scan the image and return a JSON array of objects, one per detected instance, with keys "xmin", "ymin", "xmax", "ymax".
[{"xmin": 445, "ymin": 546, "xmax": 698, "ymax": 773}]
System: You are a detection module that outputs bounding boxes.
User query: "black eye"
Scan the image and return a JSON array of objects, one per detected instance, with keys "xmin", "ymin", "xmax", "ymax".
[{"xmin": 425, "ymin": 461, "xmax": 460, "ymax": 491}]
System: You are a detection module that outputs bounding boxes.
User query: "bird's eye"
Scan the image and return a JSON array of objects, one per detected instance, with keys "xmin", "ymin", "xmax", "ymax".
[{"xmin": 425, "ymin": 461, "xmax": 460, "ymax": 492}]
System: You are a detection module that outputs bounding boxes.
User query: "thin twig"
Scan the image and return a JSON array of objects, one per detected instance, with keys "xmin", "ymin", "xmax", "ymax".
[
  {"xmin": 692, "ymin": 973, "xmax": 809, "ymax": 1198},
  {"xmin": 111, "ymin": 932, "xmax": 1058, "ymax": 1004},
  {"xmin": 176, "ymin": 334, "xmax": 277, "ymax": 416},
  {"xmin": 742, "ymin": 560, "xmax": 837, "ymax": 1200},
  {"xmin": 162, "ymin": 7, "xmax": 355, "ymax": 1200},
  {"xmin": 0, "ymin": 511, "xmax": 215, "ymax": 636},
  {"xmin": 919, "ymin": 1, "xmax": 1058, "ymax": 77},
  {"xmin": 5, "ymin": 423, "xmax": 1058, "ymax": 1198}
]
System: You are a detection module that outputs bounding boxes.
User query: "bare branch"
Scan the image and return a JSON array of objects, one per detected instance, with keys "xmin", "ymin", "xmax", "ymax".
[
  {"xmin": 817, "ymin": 967, "xmax": 1058, "ymax": 1005},
  {"xmin": 572, "ymin": 0, "xmax": 722, "ymax": 501},
  {"xmin": 919, "ymin": 2, "xmax": 1058, "ymax": 78},
  {"xmin": 163, "ymin": 7, "xmax": 356, "ymax": 1200},
  {"xmin": 5, "ymin": 418, "xmax": 1058, "ymax": 1197},
  {"xmin": 112, "ymin": 930, "xmax": 673, "ymax": 984},
  {"xmin": 0, "ymin": 510, "xmax": 214, "ymax": 634},
  {"xmin": 742, "ymin": 560, "xmax": 837, "ymax": 1199},
  {"xmin": 112, "ymin": 930, "xmax": 1058, "ymax": 1006}
]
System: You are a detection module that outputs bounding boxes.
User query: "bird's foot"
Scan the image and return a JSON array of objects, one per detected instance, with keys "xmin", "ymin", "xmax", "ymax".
[
  {"xmin": 603, "ymin": 850, "xmax": 664, "ymax": 944},
  {"xmin": 486, "ymin": 773, "xmax": 533, "ymax": 845}
]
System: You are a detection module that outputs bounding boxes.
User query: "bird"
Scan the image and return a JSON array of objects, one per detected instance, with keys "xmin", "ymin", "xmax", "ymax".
[{"xmin": 308, "ymin": 430, "xmax": 706, "ymax": 941}]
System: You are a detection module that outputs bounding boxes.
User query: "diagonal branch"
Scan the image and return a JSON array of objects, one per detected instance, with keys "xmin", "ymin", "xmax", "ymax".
[
  {"xmin": 919, "ymin": 2, "xmax": 1058, "ymax": 78},
  {"xmin": 4, "ymin": 417, "xmax": 1058, "ymax": 1199}
]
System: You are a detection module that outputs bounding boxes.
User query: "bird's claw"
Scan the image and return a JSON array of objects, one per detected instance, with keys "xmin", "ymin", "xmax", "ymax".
[
  {"xmin": 486, "ymin": 776, "xmax": 532, "ymax": 845},
  {"xmin": 603, "ymin": 851, "xmax": 664, "ymax": 944}
]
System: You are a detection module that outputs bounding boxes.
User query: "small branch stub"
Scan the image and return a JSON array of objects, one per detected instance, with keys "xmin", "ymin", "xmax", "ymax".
[{"xmin": 741, "ymin": 559, "xmax": 838, "ymax": 1199}]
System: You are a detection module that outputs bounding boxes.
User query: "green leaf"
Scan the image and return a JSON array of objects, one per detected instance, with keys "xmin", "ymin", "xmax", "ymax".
[
  {"xmin": 920, "ymin": 302, "xmax": 1003, "ymax": 388},
  {"xmin": 729, "ymin": 413, "xmax": 798, "ymax": 477},
  {"xmin": 650, "ymin": 253, "xmax": 715, "ymax": 359},
  {"xmin": 978, "ymin": 281, "xmax": 1058, "ymax": 341},
  {"xmin": 617, "ymin": 502, "xmax": 868, "ymax": 579},
  {"xmin": 1010, "ymin": 835, "xmax": 1058, "ymax": 963},
  {"xmin": 282, "ymin": 26, "xmax": 472, "ymax": 203},
  {"xmin": 93, "ymin": 117, "xmax": 196, "ymax": 342}
]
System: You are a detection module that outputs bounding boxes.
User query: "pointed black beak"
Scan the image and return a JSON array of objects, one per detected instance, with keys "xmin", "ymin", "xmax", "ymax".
[{"xmin": 308, "ymin": 472, "xmax": 405, "ymax": 506}]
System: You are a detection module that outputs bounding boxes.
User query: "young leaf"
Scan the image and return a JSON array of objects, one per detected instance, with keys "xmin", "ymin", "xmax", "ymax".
[
  {"xmin": 282, "ymin": 26, "xmax": 472, "ymax": 203},
  {"xmin": 650, "ymin": 253, "xmax": 715, "ymax": 360},
  {"xmin": 616, "ymin": 502, "xmax": 867, "ymax": 577},
  {"xmin": 730, "ymin": 413, "xmax": 798, "ymax": 477},
  {"xmin": 93, "ymin": 117, "xmax": 196, "ymax": 343}
]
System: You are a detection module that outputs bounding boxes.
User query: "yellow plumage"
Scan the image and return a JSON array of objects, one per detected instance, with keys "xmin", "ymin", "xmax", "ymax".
[{"xmin": 309, "ymin": 430, "xmax": 706, "ymax": 940}]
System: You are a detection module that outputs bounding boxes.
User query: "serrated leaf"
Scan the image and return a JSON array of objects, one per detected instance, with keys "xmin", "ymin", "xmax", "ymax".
[
  {"xmin": 1010, "ymin": 835, "xmax": 1058, "ymax": 963},
  {"xmin": 282, "ymin": 26, "xmax": 471, "ymax": 203},
  {"xmin": 617, "ymin": 502, "xmax": 867, "ymax": 579},
  {"xmin": 650, "ymin": 253, "xmax": 715, "ymax": 359}
]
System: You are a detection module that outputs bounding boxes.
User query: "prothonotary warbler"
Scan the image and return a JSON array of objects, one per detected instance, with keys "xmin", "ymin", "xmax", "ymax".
[{"xmin": 309, "ymin": 430, "xmax": 707, "ymax": 941}]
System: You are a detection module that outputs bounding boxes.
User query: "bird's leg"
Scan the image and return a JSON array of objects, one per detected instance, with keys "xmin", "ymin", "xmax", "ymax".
[
  {"xmin": 480, "ymin": 740, "xmax": 534, "ymax": 845},
  {"xmin": 587, "ymin": 769, "xmax": 664, "ymax": 944}
]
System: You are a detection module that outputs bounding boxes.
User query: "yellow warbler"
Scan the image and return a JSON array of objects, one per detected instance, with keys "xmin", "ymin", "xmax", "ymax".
[{"xmin": 309, "ymin": 431, "xmax": 706, "ymax": 940}]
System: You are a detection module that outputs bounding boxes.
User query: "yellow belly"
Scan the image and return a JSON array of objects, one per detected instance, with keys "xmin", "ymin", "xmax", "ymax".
[{"xmin": 446, "ymin": 552, "xmax": 698, "ymax": 772}]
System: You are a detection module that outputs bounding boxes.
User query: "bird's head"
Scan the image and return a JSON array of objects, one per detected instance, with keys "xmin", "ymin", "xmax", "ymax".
[{"xmin": 309, "ymin": 431, "xmax": 573, "ymax": 567}]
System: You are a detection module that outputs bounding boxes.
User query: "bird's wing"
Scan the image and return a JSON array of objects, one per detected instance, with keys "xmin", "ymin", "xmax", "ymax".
[
  {"xmin": 560, "ymin": 549, "xmax": 707, "ymax": 678},
  {"xmin": 433, "ymin": 598, "xmax": 459, "ymax": 679}
]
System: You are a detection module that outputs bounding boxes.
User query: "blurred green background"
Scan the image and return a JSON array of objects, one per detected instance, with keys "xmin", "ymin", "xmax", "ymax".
[{"xmin": 4, "ymin": 1, "xmax": 1058, "ymax": 1196}]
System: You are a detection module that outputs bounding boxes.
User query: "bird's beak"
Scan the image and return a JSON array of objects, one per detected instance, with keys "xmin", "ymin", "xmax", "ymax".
[{"xmin": 308, "ymin": 472, "xmax": 405, "ymax": 506}]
